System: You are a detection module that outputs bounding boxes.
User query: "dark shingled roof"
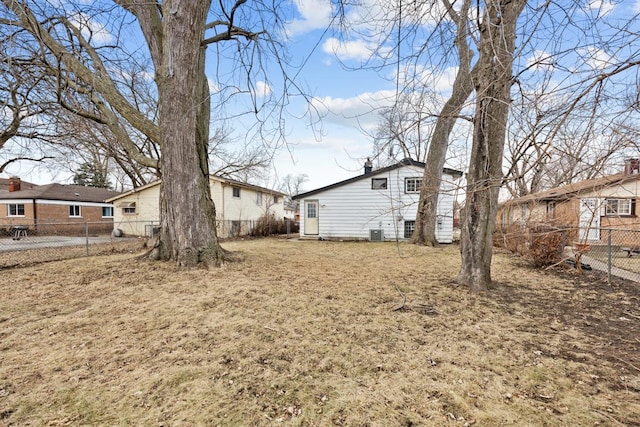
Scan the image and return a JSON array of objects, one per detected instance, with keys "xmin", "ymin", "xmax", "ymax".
[
  {"xmin": 1, "ymin": 183, "xmax": 121, "ymax": 203},
  {"xmin": 292, "ymin": 158, "xmax": 464, "ymax": 200},
  {"xmin": 0, "ymin": 178, "xmax": 39, "ymax": 193},
  {"xmin": 501, "ymin": 172, "xmax": 640, "ymax": 206}
]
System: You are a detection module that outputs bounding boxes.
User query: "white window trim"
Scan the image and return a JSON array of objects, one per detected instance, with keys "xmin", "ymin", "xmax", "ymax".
[
  {"xmin": 69, "ymin": 205, "xmax": 82, "ymax": 218},
  {"xmin": 405, "ymin": 178, "xmax": 422, "ymax": 194},
  {"xmin": 7, "ymin": 203, "xmax": 25, "ymax": 217},
  {"xmin": 102, "ymin": 206, "xmax": 114, "ymax": 218},
  {"xmin": 605, "ymin": 199, "xmax": 632, "ymax": 216}
]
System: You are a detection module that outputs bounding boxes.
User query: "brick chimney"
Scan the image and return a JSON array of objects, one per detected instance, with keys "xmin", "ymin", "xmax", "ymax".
[
  {"xmin": 8, "ymin": 176, "xmax": 21, "ymax": 192},
  {"xmin": 624, "ymin": 158, "xmax": 640, "ymax": 175},
  {"xmin": 364, "ymin": 158, "xmax": 373, "ymax": 175}
]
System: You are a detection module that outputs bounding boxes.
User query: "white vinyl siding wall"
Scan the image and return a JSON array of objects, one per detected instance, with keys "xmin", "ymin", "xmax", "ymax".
[
  {"xmin": 111, "ymin": 177, "xmax": 285, "ymax": 237},
  {"xmin": 222, "ymin": 185, "xmax": 281, "ymax": 221},
  {"xmin": 112, "ymin": 184, "xmax": 161, "ymax": 236},
  {"xmin": 298, "ymin": 165, "xmax": 458, "ymax": 243}
]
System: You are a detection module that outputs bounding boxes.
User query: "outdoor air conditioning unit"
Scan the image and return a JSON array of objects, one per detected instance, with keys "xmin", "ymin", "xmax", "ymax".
[{"xmin": 369, "ymin": 229, "xmax": 384, "ymax": 242}]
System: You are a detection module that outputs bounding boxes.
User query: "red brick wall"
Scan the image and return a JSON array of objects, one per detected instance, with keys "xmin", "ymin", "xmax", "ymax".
[{"xmin": 0, "ymin": 202, "xmax": 113, "ymax": 236}]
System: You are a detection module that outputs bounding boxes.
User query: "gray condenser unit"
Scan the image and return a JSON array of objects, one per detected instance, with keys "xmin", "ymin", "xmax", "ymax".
[{"xmin": 369, "ymin": 229, "xmax": 384, "ymax": 242}]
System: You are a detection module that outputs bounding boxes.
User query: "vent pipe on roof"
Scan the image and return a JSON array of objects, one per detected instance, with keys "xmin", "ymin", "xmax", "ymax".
[{"xmin": 364, "ymin": 158, "xmax": 373, "ymax": 175}]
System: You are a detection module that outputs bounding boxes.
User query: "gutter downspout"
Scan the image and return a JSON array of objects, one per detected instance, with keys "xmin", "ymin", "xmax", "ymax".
[{"xmin": 32, "ymin": 199, "xmax": 37, "ymax": 231}]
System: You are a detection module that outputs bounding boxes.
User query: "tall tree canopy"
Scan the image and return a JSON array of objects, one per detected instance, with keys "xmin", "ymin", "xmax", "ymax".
[
  {"xmin": 0, "ymin": 0, "xmax": 303, "ymax": 266},
  {"xmin": 335, "ymin": 0, "xmax": 640, "ymax": 289}
]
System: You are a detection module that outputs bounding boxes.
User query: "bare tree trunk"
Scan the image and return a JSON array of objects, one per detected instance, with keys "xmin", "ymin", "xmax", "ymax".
[
  {"xmin": 457, "ymin": 0, "xmax": 526, "ymax": 291},
  {"xmin": 150, "ymin": 0, "xmax": 225, "ymax": 266},
  {"xmin": 413, "ymin": 0, "xmax": 474, "ymax": 246}
]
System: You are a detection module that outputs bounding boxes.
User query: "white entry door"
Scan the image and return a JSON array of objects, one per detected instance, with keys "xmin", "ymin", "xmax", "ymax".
[
  {"xmin": 304, "ymin": 200, "xmax": 319, "ymax": 235},
  {"xmin": 579, "ymin": 198, "xmax": 600, "ymax": 241}
]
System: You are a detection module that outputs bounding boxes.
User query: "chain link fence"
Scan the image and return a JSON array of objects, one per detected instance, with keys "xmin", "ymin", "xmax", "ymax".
[
  {"xmin": 0, "ymin": 221, "xmax": 146, "ymax": 269},
  {"xmin": 113, "ymin": 218, "xmax": 299, "ymax": 239},
  {"xmin": 496, "ymin": 223, "xmax": 640, "ymax": 283},
  {"xmin": 0, "ymin": 218, "xmax": 300, "ymax": 269}
]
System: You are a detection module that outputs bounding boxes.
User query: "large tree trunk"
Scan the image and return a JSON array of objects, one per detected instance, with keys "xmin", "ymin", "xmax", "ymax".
[
  {"xmin": 412, "ymin": 0, "xmax": 474, "ymax": 246},
  {"xmin": 150, "ymin": 0, "xmax": 225, "ymax": 266},
  {"xmin": 412, "ymin": 69, "xmax": 474, "ymax": 245},
  {"xmin": 456, "ymin": 0, "xmax": 526, "ymax": 291}
]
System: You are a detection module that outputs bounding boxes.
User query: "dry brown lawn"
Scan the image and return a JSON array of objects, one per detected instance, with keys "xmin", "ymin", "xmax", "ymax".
[{"xmin": 0, "ymin": 238, "xmax": 639, "ymax": 426}]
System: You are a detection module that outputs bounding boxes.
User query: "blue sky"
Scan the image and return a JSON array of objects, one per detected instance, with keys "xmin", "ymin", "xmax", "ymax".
[
  {"xmin": 4, "ymin": 0, "xmax": 640, "ymax": 194},
  {"xmin": 266, "ymin": 0, "xmax": 640, "ymax": 192}
]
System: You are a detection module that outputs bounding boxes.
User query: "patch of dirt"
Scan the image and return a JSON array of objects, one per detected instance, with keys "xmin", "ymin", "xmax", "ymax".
[{"xmin": 0, "ymin": 239, "xmax": 638, "ymax": 426}]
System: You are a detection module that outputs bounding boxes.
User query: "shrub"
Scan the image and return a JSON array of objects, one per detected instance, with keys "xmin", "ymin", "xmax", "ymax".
[
  {"xmin": 496, "ymin": 224, "xmax": 569, "ymax": 268},
  {"xmin": 526, "ymin": 225, "xmax": 569, "ymax": 268},
  {"xmin": 250, "ymin": 213, "xmax": 299, "ymax": 236}
]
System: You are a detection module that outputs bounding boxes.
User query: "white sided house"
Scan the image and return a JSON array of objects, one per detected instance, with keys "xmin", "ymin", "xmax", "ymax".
[
  {"xmin": 106, "ymin": 176, "xmax": 286, "ymax": 238},
  {"xmin": 293, "ymin": 159, "xmax": 464, "ymax": 242}
]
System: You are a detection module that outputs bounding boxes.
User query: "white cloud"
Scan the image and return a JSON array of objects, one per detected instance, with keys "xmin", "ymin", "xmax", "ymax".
[
  {"xmin": 586, "ymin": 0, "xmax": 617, "ymax": 16},
  {"xmin": 310, "ymin": 89, "xmax": 396, "ymax": 130},
  {"xmin": 345, "ymin": 0, "xmax": 447, "ymax": 32},
  {"xmin": 399, "ymin": 65, "xmax": 457, "ymax": 94},
  {"xmin": 322, "ymin": 37, "xmax": 383, "ymax": 62},
  {"xmin": 286, "ymin": 0, "xmax": 334, "ymax": 37},
  {"xmin": 634, "ymin": 0, "xmax": 640, "ymax": 13},
  {"xmin": 579, "ymin": 47, "xmax": 615, "ymax": 70},
  {"xmin": 69, "ymin": 13, "xmax": 113, "ymax": 45},
  {"xmin": 526, "ymin": 49, "xmax": 554, "ymax": 71},
  {"xmin": 208, "ymin": 78, "xmax": 220, "ymax": 94},
  {"xmin": 255, "ymin": 81, "xmax": 273, "ymax": 98}
]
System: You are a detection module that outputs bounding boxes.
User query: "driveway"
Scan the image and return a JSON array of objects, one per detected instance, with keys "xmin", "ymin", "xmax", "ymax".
[{"xmin": 0, "ymin": 235, "xmax": 134, "ymax": 252}]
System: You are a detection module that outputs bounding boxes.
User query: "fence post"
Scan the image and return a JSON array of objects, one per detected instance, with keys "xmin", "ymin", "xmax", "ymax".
[
  {"xmin": 85, "ymin": 222, "xmax": 90, "ymax": 256},
  {"xmin": 607, "ymin": 228, "xmax": 612, "ymax": 285}
]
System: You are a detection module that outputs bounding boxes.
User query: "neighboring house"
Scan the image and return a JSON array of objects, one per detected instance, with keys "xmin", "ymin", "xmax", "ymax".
[
  {"xmin": 292, "ymin": 158, "xmax": 464, "ymax": 243},
  {"xmin": 0, "ymin": 176, "xmax": 120, "ymax": 235},
  {"xmin": 496, "ymin": 159, "xmax": 640, "ymax": 245},
  {"xmin": 106, "ymin": 176, "xmax": 286, "ymax": 238},
  {"xmin": 0, "ymin": 177, "xmax": 38, "ymax": 193}
]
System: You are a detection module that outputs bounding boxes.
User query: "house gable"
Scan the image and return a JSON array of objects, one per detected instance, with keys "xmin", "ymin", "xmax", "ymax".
[
  {"xmin": 293, "ymin": 158, "xmax": 463, "ymax": 201},
  {"xmin": 295, "ymin": 159, "xmax": 463, "ymax": 242},
  {"xmin": 109, "ymin": 175, "xmax": 286, "ymax": 237}
]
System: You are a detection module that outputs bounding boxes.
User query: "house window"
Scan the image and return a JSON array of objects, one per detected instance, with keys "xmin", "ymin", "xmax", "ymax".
[
  {"xmin": 256, "ymin": 191, "xmax": 263, "ymax": 205},
  {"xmin": 546, "ymin": 201, "xmax": 556, "ymax": 219},
  {"xmin": 273, "ymin": 195, "xmax": 279, "ymax": 204},
  {"xmin": 306, "ymin": 202, "xmax": 317, "ymax": 219},
  {"xmin": 605, "ymin": 199, "xmax": 633, "ymax": 216},
  {"xmin": 69, "ymin": 205, "xmax": 81, "ymax": 217},
  {"xmin": 405, "ymin": 178, "xmax": 422, "ymax": 193},
  {"xmin": 8, "ymin": 204, "xmax": 25, "ymax": 217},
  {"xmin": 102, "ymin": 206, "xmax": 114, "ymax": 218},
  {"xmin": 404, "ymin": 221, "xmax": 415, "ymax": 238},
  {"xmin": 520, "ymin": 204, "xmax": 529, "ymax": 224},
  {"xmin": 372, "ymin": 178, "xmax": 388, "ymax": 190},
  {"xmin": 232, "ymin": 186, "xmax": 241, "ymax": 198}
]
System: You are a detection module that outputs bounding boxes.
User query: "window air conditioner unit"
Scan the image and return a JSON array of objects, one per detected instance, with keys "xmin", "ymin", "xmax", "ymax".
[{"xmin": 369, "ymin": 229, "xmax": 384, "ymax": 242}]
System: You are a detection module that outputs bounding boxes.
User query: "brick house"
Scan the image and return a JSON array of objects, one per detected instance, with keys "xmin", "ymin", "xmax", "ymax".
[
  {"xmin": 0, "ymin": 177, "xmax": 121, "ymax": 236},
  {"xmin": 496, "ymin": 159, "xmax": 640, "ymax": 247}
]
